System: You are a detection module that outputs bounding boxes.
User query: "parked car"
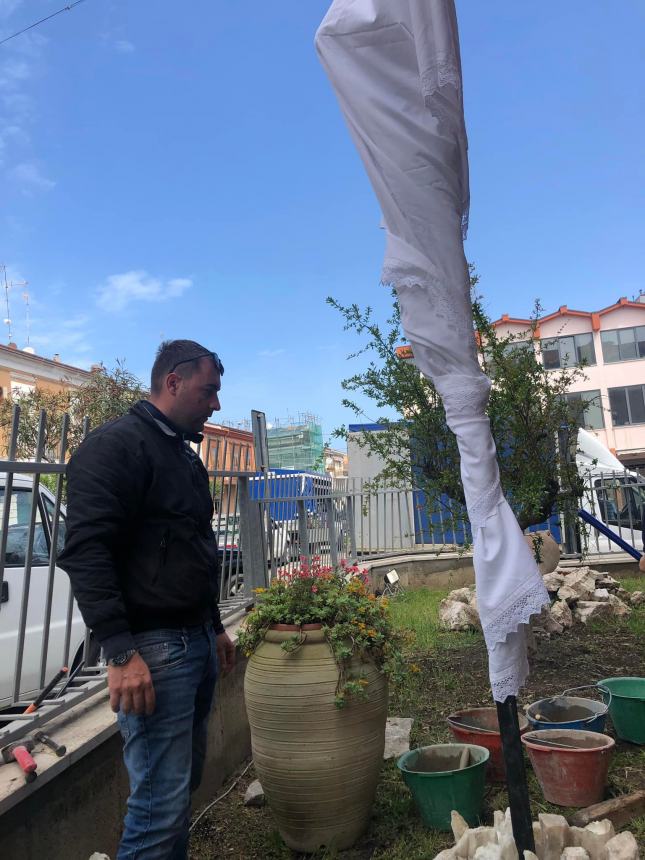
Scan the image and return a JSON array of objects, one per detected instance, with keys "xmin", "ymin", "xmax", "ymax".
[{"xmin": 0, "ymin": 476, "xmax": 89, "ymax": 710}]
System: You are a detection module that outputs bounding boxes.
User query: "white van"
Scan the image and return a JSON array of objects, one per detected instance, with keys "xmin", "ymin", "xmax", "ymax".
[
  {"xmin": 576, "ymin": 429, "xmax": 645, "ymax": 554},
  {"xmin": 0, "ymin": 476, "xmax": 88, "ymax": 710}
]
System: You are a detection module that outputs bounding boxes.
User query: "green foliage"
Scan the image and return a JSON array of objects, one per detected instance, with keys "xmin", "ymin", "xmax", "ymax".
[
  {"xmin": 0, "ymin": 361, "xmax": 148, "ymax": 460},
  {"xmin": 237, "ymin": 559, "xmax": 413, "ymax": 707},
  {"xmin": 328, "ymin": 270, "xmax": 588, "ymax": 533}
]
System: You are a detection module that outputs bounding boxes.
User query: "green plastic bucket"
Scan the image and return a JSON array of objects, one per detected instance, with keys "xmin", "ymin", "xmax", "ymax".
[
  {"xmin": 598, "ymin": 677, "xmax": 645, "ymax": 744},
  {"xmin": 397, "ymin": 744, "xmax": 489, "ymax": 831}
]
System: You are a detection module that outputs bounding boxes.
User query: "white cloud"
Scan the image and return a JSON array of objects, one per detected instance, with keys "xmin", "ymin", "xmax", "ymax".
[
  {"xmin": 9, "ymin": 160, "xmax": 56, "ymax": 193},
  {"xmin": 96, "ymin": 270, "xmax": 193, "ymax": 313},
  {"xmin": 258, "ymin": 348, "xmax": 286, "ymax": 358},
  {"xmin": 0, "ymin": 0, "xmax": 23, "ymax": 19},
  {"xmin": 114, "ymin": 39, "xmax": 135, "ymax": 53}
]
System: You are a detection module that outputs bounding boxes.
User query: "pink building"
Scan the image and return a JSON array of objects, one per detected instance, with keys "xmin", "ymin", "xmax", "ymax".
[{"xmin": 492, "ymin": 297, "xmax": 645, "ymax": 470}]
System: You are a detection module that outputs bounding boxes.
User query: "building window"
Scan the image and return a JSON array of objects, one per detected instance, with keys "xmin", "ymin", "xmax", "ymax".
[
  {"xmin": 565, "ymin": 390, "xmax": 605, "ymax": 430},
  {"xmin": 601, "ymin": 326, "xmax": 645, "ymax": 363},
  {"xmin": 541, "ymin": 333, "xmax": 596, "ymax": 369},
  {"xmin": 609, "ymin": 385, "xmax": 645, "ymax": 426}
]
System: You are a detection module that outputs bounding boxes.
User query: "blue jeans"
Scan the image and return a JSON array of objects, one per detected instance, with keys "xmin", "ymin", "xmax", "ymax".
[{"xmin": 116, "ymin": 624, "xmax": 218, "ymax": 860}]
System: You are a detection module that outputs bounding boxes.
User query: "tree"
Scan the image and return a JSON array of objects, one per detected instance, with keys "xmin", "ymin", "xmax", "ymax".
[
  {"xmin": 328, "ymin": 270, "xmax": 588, "ymax": 535},
  {"xmin": 0, "ymin": 361, "xmax": 148, "ymax": 461}
]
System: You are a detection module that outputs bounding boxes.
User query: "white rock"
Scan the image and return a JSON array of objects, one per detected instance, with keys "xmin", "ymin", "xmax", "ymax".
[
  {"xmin": 533, "ymin": 606, "xmax": 565, "ymax": 635},
  {"xmin": 467, "ymin": 827, "xmax": 498, "ymax": 856},
  {"xmin": 474, "ymin": 846, "xmax": 503, "ymax": 860},
  {"xmin": 606, "ymin": 594, "xmax": 632, "ymax": 617},
  {"xmin": 243, "ymin": 779, "xmax": 265, "ymax": 807},
  {"xmin": 539, "ymin": 813, "xmax": 570, "ymax": 860},
  {"xmin": 629, "ymin": 590, "xmax": 644, "ymax": 606},
  {"xmin": 573, "ymin": 601, "xmax": 612, "ymax": 624},
  {"xmin": 560, "ymin": 569, "xmax": 597, "ymax": 602},
  {"xmin": 550, "ymin": 599, "xmax": 574, "ymax": 629},
  {"xmin": 434, "ymin": 851, "xmax": 458, "ymax": 860},
  {"xmin": 543, "ymin": 572, "xmax": 565, "ymax": 592},
  {"xmin": 586, "ymin": 821, "xmax": 615, "ymax": 841},
  {"xmin": 595, "ymin": 574, "xmax": 619, "ymax": 590},
  {"xmin": 455, "ymin": 831, "xmax": 471, "ymax": 859},
  {"xmin": 570, "ymin": 820, "xmax": 615, "ymax": 860},
  {"xmin": 593, "ymin": 588, "xmax": 610, "ymax": 601},
  {"xmin": 605, "ymin": 832, "xmax": 639, "ymax": 860},
  {"xmin": 451, "ymin": 810, "xmax": 470, "ymax": 843},
  {"xmin": 88, "ymin": 856, "xmax": 111, "ymax": 860},
  {"xmin": 384, "ymin": 717, "xmax": 414, "ymax": 760},
  {"xmin": 524, "ymin": 853, "xmax": 539, "ymax": 860},
  {"xmin": 561, "ymin": 849, "xmax": 589, "ymax": 860},
  {"xmin": 439, "ymin": 600, "xmax": 481, "ymax": 631},
  {"xmin": 447, "ymin": 586, "xmax": 475, "ymax": 604},
  {"xmin": 498, "ymin": 833, "xmax": 519, "ymax": 860},
  {"xmin": 533, "ymin": 823, "xmax": 545, "ymax": 859}
]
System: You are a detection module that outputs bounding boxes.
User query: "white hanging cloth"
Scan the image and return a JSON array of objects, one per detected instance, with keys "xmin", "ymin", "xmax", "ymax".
[{"xmin": 316, "ymin": 0, "xmax": 549, "ymax": 701}]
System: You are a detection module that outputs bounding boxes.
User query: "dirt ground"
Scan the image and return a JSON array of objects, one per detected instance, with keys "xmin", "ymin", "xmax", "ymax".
[{"xmin": 189, "ymin": 608, "xmax": 645, "ymax": 860}]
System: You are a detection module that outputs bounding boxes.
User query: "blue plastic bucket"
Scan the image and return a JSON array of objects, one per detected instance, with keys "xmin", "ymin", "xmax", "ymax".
[{"xmin": 527, "ymin": 686, "xmax": 611, "ymax": 733}]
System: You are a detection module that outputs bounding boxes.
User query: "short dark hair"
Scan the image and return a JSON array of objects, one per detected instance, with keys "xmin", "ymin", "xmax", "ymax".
[{"xmin": 150, "ymin": 339, "xmax": 224, "ymax": 394}]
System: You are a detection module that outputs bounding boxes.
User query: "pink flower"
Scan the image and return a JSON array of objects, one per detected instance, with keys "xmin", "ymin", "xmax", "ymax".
[{"xmin": 311, "ymin": 586, "xmax": 318, "ymax": 593}]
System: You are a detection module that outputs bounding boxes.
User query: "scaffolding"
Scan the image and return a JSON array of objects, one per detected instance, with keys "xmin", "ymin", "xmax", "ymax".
[{"xmin": 267, "ymin": 413, "xmax": 324, "ymax": 472}]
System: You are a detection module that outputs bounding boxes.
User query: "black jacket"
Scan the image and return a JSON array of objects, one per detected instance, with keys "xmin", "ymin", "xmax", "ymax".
[{"xmin": 59, "ymin": 401, "xmax": 224, "ymax": 661}]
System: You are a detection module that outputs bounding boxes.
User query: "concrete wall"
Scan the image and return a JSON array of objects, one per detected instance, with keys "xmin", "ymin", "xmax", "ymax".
[{"xmin": 0, "ymin": 653, "xmax": 250, "ymax": 860}]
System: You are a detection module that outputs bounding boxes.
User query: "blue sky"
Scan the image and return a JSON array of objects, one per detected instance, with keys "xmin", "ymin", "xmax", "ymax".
[{"xmin": 2, "ymin": 1, "xmax": 644, "ymax": 443}]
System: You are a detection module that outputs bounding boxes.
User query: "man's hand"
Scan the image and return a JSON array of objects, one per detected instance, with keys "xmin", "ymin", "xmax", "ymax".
[
  {"xmin": 216, "ymin": 631, "xmax": 236, "ymax": 676},
  {"xmin": 108, "ymin": 652, "xmax": 156, "ymax": 716},
  {"xmin": 639, "ymin": 554, "xmax": 645, "ymax": 574}
]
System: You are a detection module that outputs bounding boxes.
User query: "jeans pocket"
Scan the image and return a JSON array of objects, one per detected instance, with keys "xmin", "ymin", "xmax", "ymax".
[{"xmin": 135, "ymin": 632, "xmax": 187, "ymax": 673}]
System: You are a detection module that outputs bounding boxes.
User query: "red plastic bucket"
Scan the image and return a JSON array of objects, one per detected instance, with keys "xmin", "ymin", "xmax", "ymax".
[
  {"xmin": 446, "ymin": 708, "xmax": 529, "ymax": 782},
  {"xmin": 521, "ymin": 729, "xmax": 615, "ymax": 807}
]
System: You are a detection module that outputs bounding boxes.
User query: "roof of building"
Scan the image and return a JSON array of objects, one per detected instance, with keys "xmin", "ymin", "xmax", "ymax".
[
  {"xmin": 491, "ymin": 296, "xmax": 645, "ymax": 330},
  {"xmin": 0, "ymin": 342, "xmax": 92, "ymax": 377},
  {"xmin": 394, "ymin": 297, "xmax": 645, "ymax": 358}
]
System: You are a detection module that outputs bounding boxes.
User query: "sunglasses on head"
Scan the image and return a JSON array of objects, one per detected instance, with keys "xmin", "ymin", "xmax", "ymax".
[{"xmin": 169, "ymin": 351, "xmax": 224, "ymax": 375}]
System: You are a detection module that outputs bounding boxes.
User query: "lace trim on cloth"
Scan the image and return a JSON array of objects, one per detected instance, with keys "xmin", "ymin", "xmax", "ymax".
[
  {"xmin": 468, "ymin": 484, "xmax": 504, "ymax": 530},
  {"xmin": 441, "ymin": 374, "xmax": 491, "ymax": 415},
  {"xmin": 489, "ymin": 652, "xmax": 530, "ymax": 704},
  {"xmin": 381, "ymin": 265, "xmax": 474, "ymax": 346},
  {"xmin": 418, "ymin": 55, "xmax": 462, "ymax": 102},
  {"xmin": 482, "ymin": 581, "xmax": 550, "ymax": 652}
]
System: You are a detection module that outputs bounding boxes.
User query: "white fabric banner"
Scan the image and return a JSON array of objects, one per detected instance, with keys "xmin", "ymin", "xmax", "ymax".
[{"xmin": 316, "ymin": 0, "xmax": 549, "ymax": 701}]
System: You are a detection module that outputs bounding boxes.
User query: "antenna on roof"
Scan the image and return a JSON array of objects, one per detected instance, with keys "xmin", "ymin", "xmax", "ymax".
[
  {"xmin": 22, "ymin": 290, "xmax": 31, "ymax": 347},
  {"xmin": 0, "ymin": 265, "xmax": 28, "ymax": 344}
]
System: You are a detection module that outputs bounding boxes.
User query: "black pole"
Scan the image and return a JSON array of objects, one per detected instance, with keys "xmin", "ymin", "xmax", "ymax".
[{"xmin": 496, "ymin": 695, "xmax": 535, "ymax": 854}]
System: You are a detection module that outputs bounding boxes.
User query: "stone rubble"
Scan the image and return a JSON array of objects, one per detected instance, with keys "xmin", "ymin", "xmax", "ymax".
[
  {"xmin": 439, "ymin": 565, "xmax": 637, "ymax": 636},
  {"xmin": 433, "ymin": 809, "xmax": 639, "ymax": 860},
  {"xmin": 243, "ymin": 779, "xmax": 266, "ymax": 807},
  {"xmin": 383, "ymin": 716, "xmax": 414, "ymax": 760}
]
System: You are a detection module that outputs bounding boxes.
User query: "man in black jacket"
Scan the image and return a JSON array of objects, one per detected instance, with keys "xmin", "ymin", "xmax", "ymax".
[{"xmin": 60, "ymin": 339, "xmax": 235, "ymax": 860}]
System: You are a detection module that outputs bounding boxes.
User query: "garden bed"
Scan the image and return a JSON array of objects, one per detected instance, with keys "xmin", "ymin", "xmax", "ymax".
[{"xmin": 189, "ymin": 581, "xmax": 645, "ymax": 859}]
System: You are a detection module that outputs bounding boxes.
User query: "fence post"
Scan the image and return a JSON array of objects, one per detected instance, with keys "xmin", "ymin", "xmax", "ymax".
[
  {"xmin": 297, "ymin": 499, "xmax": 310, "ymax": 565},
  {"xmin": 346, "ymin": 495, "xmax": 358, "ymax": 562},
  {"xmin": 238, "ymin": 476, "xmax": 268, "ymax": 593},
  {"xmin": 327, "ymin": 497, "xmax": 339, "ymax": 568}
]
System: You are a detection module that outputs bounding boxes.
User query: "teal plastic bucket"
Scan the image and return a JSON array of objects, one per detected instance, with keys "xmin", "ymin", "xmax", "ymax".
[
  {"xmin": 598, "ymin": 677, "xmax": 645, "ymax": 744},
  {"xmin": 397, "ymin": 744, "xmax": 489, "ymax": 831}
]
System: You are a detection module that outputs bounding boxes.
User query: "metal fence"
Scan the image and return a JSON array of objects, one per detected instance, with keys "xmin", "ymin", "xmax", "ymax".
[
  {"xmin": 0, "ymin": 407, "xmax": 264, "ymax": 745},
  {"xmin": 570, "ymin": 470, "xmax": 645, "ymax": 557},
  {"xmin": 2, "ymin": 402, "xmax": 643, "ymax": 744}
]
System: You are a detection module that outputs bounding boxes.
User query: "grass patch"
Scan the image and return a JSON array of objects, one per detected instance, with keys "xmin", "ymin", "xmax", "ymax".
[
  {"xmin": 191, "ymin": 586, "xmax": 645, "ymax": 859},
  {"xmin": 388, "ymin": 587, "xmax": 481, "ymax": 652}
]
